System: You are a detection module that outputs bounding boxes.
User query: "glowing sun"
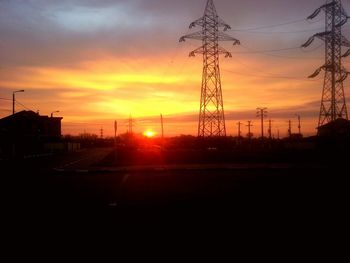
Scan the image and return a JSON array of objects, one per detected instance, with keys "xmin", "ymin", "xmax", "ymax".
[{"xmin": 143, "ymin": 130, "xmax": 156, "ymax": 138}]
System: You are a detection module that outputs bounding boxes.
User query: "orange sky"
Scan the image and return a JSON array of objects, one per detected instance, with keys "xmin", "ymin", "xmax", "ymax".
[{"xmin": 1, "ymin": 0, "xmax": 350, "ymax": 138}]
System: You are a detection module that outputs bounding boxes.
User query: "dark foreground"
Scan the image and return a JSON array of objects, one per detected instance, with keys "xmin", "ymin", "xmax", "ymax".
[
  {"xmin": 0, "ymin": 144, "xmax": 347, "ymax": 248},
  {"xmin": 2, "ymin": 147, "xmax": 347, "ymax": 259},
  {"xmin": 2, "ymin": 146, "xmax": 348, "ymax": 224}
]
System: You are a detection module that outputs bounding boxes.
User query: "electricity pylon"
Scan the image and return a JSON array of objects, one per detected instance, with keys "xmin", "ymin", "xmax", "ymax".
[
  {"xmin": 127, "ymin": 115, "xmax": 135, "ymax": 134},
  {"xmin": 180, "ymin": 0, "xmax": 240, "ymax": 137},
  {"xmin": 302, "ymin": 0, "xmax": 350, "ymax": 128}
]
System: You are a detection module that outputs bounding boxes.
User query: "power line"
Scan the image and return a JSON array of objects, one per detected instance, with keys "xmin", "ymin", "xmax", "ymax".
[
  {"xmin": 63, "ymin": 122, "xmax": 106, "ymax": 126},
  {"xmin": 0, "ymin": 98, "xmax": 34, "ymax": 112},
  {"xmin": 251, "ymin": 52, "xmax": 322, "ymax": 60},
  {"xmin": 222, "ymin": 68, "xmax": 318, "ymax": 80},
  {"xmin": 232, "ymin": 26, "xmax": 326, "ymax": 35},
  {"xmin": 229, "ymin": 18, "xmax": 308, "ymax": 32},
  {"xmin": 232, "ymin": 56, "xmax": 281, "ymax": 75},
  {"xmin": 232, "ymin": 45, "xmax": 301, "ymax": 54},
  {"xmin": 230, "ymin": 43, "xmax": 323, "ymax": 59},
  {"xmin": 15, "ymin": 100, "xmax": 34, "ymax": 112},
  {"xmin": 231, "ymin": 24, "xmax": 350, "ymax": 35}
]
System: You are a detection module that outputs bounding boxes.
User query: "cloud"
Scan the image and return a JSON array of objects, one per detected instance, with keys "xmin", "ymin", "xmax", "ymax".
[
  {"xmin": 1, "ymin": 0, "xmax": 350, "ymax": 136},
  {"xmin": 0, "ymin": 0, "xmax": 190, "ymax": 68}
]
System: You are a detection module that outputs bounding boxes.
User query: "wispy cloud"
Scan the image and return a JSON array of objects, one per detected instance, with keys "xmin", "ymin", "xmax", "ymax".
[{"xmin": 1, "ymin": 0, "xmax": 350, "ymax": 136}]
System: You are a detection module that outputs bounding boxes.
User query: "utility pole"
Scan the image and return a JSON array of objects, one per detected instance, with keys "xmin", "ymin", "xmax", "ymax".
[
  {"xmin": 180, "ymin": 0, "xmax": 240, "ymax": 137},
  {"xmin": 100, "ymin": 127, "xmax": 104, "ymax": 139},
  {"xmin": 256, "ymin": 107, "xmax": 268, "ymax": 139},
  {"xmin": 246, "ymin": 121, "xmax": 253, "ymax": 140},
  {"xmin": 296, "ymin": 114, "xmax": 301, "ymax": 135},
  {"xmin": 129, "ymin": 117, "xmax": 132, "ymax": 134},
  {"xmin": 288, "ymin": 120, "xmax": 292, "ymax": 138},
  {"xmin": 160, "ymin": 114, "xmax": 164, "ymax": 139},
  {"xmin": 302, "ymin": 0, "xmax": 349, "ymax": 129},
  {"xmin": 114, "ymin": 120, "xmax": 118, "ymax": 142},
  {"xmin": 268, "ymin": 119, "xmax": 273, "ymax": 139},
  {"xmin": 114, "ymin": 121, "xmax": 118, "ymax": 161},
  {"xmin": 237, "ymin": 121, "xmax": 242, "ymax": 138},
  {"xmin": 12, "ymin": 90, "xmax": 24, "ymax": 115}
]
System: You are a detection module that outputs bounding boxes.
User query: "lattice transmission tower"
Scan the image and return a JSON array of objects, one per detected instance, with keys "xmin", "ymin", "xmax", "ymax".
[
  {"xmin": 302, "ymin": 0, "xmax": 350, "ymax": 128},
  {"xmin": 179, "ymin": 0, "xmax": 240, "ymax": 137}
]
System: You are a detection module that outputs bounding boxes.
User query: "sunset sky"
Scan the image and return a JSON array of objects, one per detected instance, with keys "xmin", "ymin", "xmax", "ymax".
[{"xmin": 1, "ymin": 0, "xmax": 350, "ymax": 137}]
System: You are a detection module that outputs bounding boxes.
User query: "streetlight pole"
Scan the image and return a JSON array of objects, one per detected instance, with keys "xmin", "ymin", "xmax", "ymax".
[
  {"xmin": 51, "ymin": 110, "xmax": 60, "ymax": 117},
  {"xmin": 12, "ymin": 90, "xmax": 24, "ymax": 115}
]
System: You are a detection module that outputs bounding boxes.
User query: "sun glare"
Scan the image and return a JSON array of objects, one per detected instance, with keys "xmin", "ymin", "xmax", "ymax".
[{"xmin": 143, "ymin": 130, "xmax": 156, "ymax": 138}]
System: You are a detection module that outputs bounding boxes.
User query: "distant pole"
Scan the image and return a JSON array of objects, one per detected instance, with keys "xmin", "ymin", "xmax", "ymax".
[
  {"xmin": 268, "ymin": 119, "xmax": 272, "ymax": 139},
  {"xmin": 296, "ymin": 114, "xmax": 301, "ymax": 135},
  {"xmin": 100, "ymin": 127, "xmax": 104, "ymax": 139},
  {"xmin": 113, "ymin": 121, "xmax": 118, "ymax": 160},
  {"xmin": 12, "ymin": 93, "xmax": 14, "ymax": 115},
  {"xmin": 288, "ymin": 120, "xmax": 292, "ymax": 138},
  {"xmin": 256, "ymin": 107, "xmax": 268, "ymax": 139},
  {"xmin": 261, "ymin": 113, "xmax": 264, "ymax": 138},
  {"xmin": 246, "ymin": 121, "xmax": 253, "ymax": 140},
  {"xmin": 160, "ymin": 114, "xmax": 164, "ymax": 139},
  {"xmin": 128, "ymin": 115, "xmax": 133, "ymax": 134},
  {"xmin": 129, "ymin": 117, "xmax": 132, "ymax": 134},
  {"xmin": 237, "ymin": 121, "xmax": 242, "ymax": 138},
  {"xmin": 12, "ymin": 90, "xmax": 24, "ymax": 115},
  {"xmin": 114, "ymin": 121, "xmax": 117, "ymax": 141},
  {"xmin": 277, "ymin": 129, "xmax": 280, "ymax": 139}
]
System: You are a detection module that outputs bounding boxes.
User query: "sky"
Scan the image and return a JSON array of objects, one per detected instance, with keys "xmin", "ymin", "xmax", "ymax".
[{"xmin": 1, "ymin": 0, "xmax": 350, "ymax": 138}]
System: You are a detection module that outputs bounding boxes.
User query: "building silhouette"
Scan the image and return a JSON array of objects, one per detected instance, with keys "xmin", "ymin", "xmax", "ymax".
[
  {"xmin": 317, "ymin": 118, "xmax": 350, "ymax": 137},
  {"xmin": 0, "ymin": 110, "xmax": 63, "ymax": 158},
  {"xmin": 0, "ymin": 110, "xmax": 62, "ymax": 138}
]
